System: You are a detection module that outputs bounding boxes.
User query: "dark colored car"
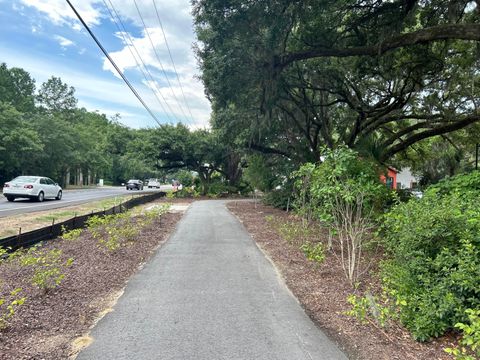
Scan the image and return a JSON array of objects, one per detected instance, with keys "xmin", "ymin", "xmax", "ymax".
[{"xmin": 126, "ymin": 179, "xmax": 143, "ymax": 190}]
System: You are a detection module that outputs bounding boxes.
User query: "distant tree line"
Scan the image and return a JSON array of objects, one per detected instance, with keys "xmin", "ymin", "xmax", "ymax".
[
  {"xmin": 0, "ymin": 63, "xmax": 243, "ymax": 194},
  {"xmin": 0, "ymin": 63, "xmax": 162, "ymax": 187}
]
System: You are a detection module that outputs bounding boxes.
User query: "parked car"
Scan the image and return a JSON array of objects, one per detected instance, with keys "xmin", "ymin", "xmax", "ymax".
[
  {"xmin": 147, "ymin": 178, "xmax": 161, "ymax": 189},
  {"xmin": 126, "ymin": 179, "xmax": 143, "ymax": 190},
  {"xmin": 3, "ymin": 176, "xmax": 62, "ymax": 202}
]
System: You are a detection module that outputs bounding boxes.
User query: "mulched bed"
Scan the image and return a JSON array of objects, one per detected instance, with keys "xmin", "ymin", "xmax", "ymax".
[
  {"xmin": 0, "ymin": 204, "xmax": 182, "ymax": 360},
  {"xmin": 227, "ymin": 201, "xmax": 458, "ymax": 360}
]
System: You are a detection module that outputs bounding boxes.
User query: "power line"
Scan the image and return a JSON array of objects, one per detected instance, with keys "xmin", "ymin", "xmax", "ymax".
[
  {"xmin": 102, "ymin": 0, "xmax": 178, "ymax": 124},
  {"xmin": 152, "ymin": 0, "xmax": 195, "ymax": 124},
  {"xmin": 133, "ymin": 0, "xmax": 190, "ymax": 123},
  {"xmin": 66, "ymin": 0, "xmax": 163, "ymax": 126}
]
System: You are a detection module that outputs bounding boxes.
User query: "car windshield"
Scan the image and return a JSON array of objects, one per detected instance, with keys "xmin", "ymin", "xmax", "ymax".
[
  {"xmin": 128, "ymin": 180, "xmax": 139, "ymax": 183},
  {"xmin": 12, "ymin": 176, "xmax": 38, "ymax": 183}
]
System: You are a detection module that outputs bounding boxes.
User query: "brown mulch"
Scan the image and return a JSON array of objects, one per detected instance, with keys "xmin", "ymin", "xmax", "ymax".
[
  {"xmin": 227, "ymin": 201, "xmax": 457, "ymax": 360},
  {"xmin": 0, "ymin": 206, "xmax": 182, "ymax": 360}
]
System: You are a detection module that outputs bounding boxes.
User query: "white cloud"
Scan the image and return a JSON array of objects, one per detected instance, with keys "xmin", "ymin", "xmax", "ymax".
[
  {"xmin": 54, "ymin": 35, "xmax": 75, "ymax": 47},
  {"xmin": 9, "ymin": 0, "xmax": 211, "ymax": 128},
  {"xmin": 100, "ymin": 0, "xmax": 211, "ymax": 128},
  {"xmin": 19, "ymin": 0, "xmax": 103, "ymax": 27}
]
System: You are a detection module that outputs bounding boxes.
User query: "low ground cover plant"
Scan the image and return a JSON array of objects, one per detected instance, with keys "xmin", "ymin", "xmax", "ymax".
[
  {"xmin": 85, "ymin": 205, "xmax": 170, "ymax": 251},
  {"xmin": 19, "ymin": 247, "xmax": 74, "ymax": 292},
  {"xmin": 0, "ymin": 287, "xmax": 25, "ymax": 330}
]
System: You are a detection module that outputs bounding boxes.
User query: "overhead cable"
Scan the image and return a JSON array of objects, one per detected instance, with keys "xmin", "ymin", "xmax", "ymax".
[
  {"xmin": 66, "ymin": 0, "xmax": 163, "ymax": 126},
  {"xmin": 152, "ymin": 0, "xmax": 195, "ymax": 123},
  {"xmin": 133, "ymin": 0, "xmax": 190, "ymax": 123},
  {"xmin": 102, "ymin": 0, "xmax": 178, "ymax": 124}
]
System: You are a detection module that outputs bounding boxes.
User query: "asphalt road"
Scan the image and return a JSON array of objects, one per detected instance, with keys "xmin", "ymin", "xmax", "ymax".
[
  {"xmin": 77, "ymin": 200, "xmax": 347, "ymax": 360},
  {"xmin": 0, "ymin": 186, "xmax": 169, "ymax": 218}
]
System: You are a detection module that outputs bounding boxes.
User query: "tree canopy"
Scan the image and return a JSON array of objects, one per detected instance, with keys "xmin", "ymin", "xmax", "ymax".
[{"xmin": 193, "ymin": 0, "xmax": 480, "ymax": 164}]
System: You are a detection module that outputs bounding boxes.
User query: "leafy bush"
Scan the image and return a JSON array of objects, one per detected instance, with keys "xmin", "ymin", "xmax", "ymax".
[
  {"xmin": 263, "ymin": 181, "xmax": 294, "ymax": 210},
  {"xmin": 293, "ymin": 147, "xmax": 390, "ymax": 284},
  {"xmin": 380, "ymin": 189, "xmax": 480, "ymax": 341},
  {"xmin": 207, "ymin": 180, "xmax": 230, "ymax": 197},
  {"xmin": 174, "ymin": 170, "xmax": 194, "ymax": 187},
  {"xmin": 174, "ymin": 187, "xmax": 200, "ymax": 198},
  {"xmin": 427, "ymin": 171, "xmax": 480, "ymax": 198}
]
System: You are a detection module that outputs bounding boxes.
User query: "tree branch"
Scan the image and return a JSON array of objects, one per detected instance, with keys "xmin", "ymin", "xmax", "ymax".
[
  {"xmin": 248, "ymin": 142, "xmax": 292, "ymax": 158},
  {"xmin": 277, "ymin": 24, "xmax": 480, "ymax": 67},
  {"xmin": 379, "ymin": 113, "xmax": 480, "ymax": 161}
]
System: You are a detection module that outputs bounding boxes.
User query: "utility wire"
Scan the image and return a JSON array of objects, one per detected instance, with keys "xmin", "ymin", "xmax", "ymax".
[
  {"xmin": 102, "ymin": 0, "xmax": 177, "ymax": 124},
  {"xmin": 66, "ymin": 0, "xmax": 162, "ymax": 126},
  {"xmin": 152, "ymin": 0, "xmax": 195, "ymax": 124},
  {"xmin": 133, "ymin": 0, "xmax": 190, "ymax": 123}
]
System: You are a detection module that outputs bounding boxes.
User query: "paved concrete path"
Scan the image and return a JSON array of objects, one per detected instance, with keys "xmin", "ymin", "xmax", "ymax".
[{"xmin": 77, "ymin": 200, "xmax": 347, "ymax": 360}]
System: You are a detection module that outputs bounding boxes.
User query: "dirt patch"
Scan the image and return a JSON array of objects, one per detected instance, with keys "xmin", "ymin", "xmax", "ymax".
[
  {"xmin": 0, "ymin": 203, "xmax": 183, "ymax": 360},
  {"xmin": 227, "ymin": 201, "xmax": 456, "ymax": 360}
]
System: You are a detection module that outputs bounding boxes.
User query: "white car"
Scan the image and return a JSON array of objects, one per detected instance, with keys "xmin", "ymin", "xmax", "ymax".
[
  {"xmin": 3, "ymin": 176, "xmax": 62, "ymax": 202},
  {"xmin": 147, "ymin": 178, "xmax": 161, "ymax": 188}
]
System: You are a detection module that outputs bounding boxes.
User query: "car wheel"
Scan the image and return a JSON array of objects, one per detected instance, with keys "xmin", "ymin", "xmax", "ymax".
[
  {"xmin": 6, "ymin": 196, "xmax": 15, "ymax": 202},
  {"xmin": 37, "ymin": 191, "xmax": 45, "ymax": 202},
  {"xmin": 56, "ymin": 190, "xmax": 62, "ymax": 200}
]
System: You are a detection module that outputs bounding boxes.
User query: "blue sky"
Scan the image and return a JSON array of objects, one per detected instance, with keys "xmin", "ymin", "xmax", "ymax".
[{"xmin": 0, "ymin": 0, "xmax": 211, "ymax": 129}]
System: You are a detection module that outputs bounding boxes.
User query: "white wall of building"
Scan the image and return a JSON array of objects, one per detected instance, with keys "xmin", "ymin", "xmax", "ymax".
[{"xmin": 396, "ymin": 168, "xmax": 419, "ymax": 189}]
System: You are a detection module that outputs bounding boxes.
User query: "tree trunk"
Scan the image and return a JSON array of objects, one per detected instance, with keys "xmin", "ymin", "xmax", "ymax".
[{"xmin": 64, "ymin": 168, "xmax": 70, "ymax": 189}]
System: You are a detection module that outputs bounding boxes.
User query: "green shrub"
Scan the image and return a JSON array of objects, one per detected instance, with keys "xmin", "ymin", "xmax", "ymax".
[
  {"xmin": 263, "ymin": 185, "xmax": 294, "ymax": 210},
  {"xmin": 207, "ymin": 180, "xmax": 230, "ymax": 197},
  {"xmin": 380, "ymin": 191, "xmax": 480, "ymax": 341},
  {"xmin": 174, "ymin": 187, "xmax": 200, "ymax": 198},
  {"xmin": 293, "ymin": 146, "xmax": 391, "ymax": 284},
  {"xmin": 427, "ymin": 171, "xmax": 480, "ymax": 198}
]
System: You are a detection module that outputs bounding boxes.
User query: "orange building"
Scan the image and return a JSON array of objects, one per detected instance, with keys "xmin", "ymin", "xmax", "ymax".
[{"xmin": 380, "ymin": 167, "xmax": 398, "ymax": 189}]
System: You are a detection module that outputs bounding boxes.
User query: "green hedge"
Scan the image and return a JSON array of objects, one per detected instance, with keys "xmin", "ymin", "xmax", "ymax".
[{"xmin": 380, "ymin": 174, "xmax": 480, "ymax": 341}]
